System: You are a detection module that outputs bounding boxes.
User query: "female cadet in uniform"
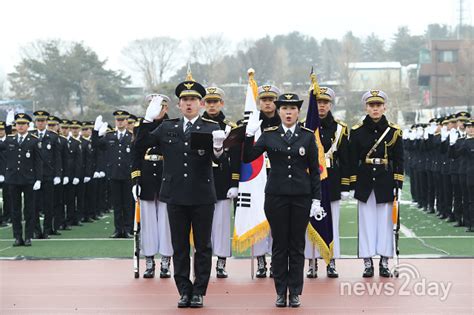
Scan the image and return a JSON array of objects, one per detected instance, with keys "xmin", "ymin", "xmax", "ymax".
[{"xmin": 243, "ymin": 93, "xmax": 321, "ymax": 308}]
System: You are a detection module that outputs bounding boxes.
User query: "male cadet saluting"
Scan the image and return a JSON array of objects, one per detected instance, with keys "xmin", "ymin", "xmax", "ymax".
[
  {"xmin": 135, "ymin": 80, "xmax": 227, "ymax": 308},
  {"xmin": 0, "ymin": 121, "xmax": 10, "ymax": 227},
  {"xmin": 93, "ymin": 111, "xmax": 134, "ymax": 238},
  {"xmin": 348, "ymin": 90, "xmax": 404, "ymax": 278},
  {"xmin": 202, "ymin": 86, "xmax": 240, "ymax": 278},
  {"xmin": 31, "ymin": 110, "xmax": 62, "ymax": 239},
  {"xmin": 0, "ymin": 113, "xmax": 43, "ymax": 246},
  {"xmin": 303, "ymin": 87, "xmax": 350, "ymax": 278}
]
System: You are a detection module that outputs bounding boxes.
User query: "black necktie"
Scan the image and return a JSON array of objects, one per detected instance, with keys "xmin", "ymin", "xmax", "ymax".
[
  {"xmin": 184, "ymin": 121, "xmax": 193, "ymax": 137},
  {"xmin": 18, "ymin": 136, "xmax": 24, "ymax": 145},
  {"xmin": 39, "ymin": 133, "xmax": 44, "ymax": 141},
  {"xmin": 284, "ymin": 129, "xmax": 293, "ymax": 141},
  {"xmin": 118, "ymin": 132, "xmax": 123, "ymax": 141}
]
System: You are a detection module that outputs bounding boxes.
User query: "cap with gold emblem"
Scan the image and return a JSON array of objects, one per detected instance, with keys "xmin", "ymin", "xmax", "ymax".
[
  {"xmin": 455, "ymin": 111, "xmax": 471, "ymax": 121},
  {"xmin": 203, "ymin": 86, "xmax": 225, "ymax": 101},
  {"xmin": 70, "ymin": 120, "xmax": 82, "ymax": 128},
  {"xmin": 113, "ymin": 110, "xmax": 130, "ymax": 120},
  {"xmin": 15, "ymin": 113, "xmax": 32, "ymax": 124},
  {"xmin": 257, "ymin": 85, "xmax": 281, "ymax": 99},
  {"xmin": 81, "ymin": 121, "xmax": 94, "ymax": 129},
  {"xmin": 0, "ymin": 121, "xmax": 5, "ymax": 130},
  {"xmin": 465, "ymin": 118, "xmax": 473, "ymax": 126},
  {"xmin": 128, "ymin": 114, "xmax": 137, "ymax": 124},
  {"xmin": 274, "ymin": 93, "xmax": 304, "ymax": 109},
  {"xmin": 33, "ymin": 110, "xmax": 50, "ymax": 120},
  {"xmin": 362, "ymin": 89, "xmax": 388, "ymax": 105},
  {"xmin": 145, "ymin": 93, "xmax": 171, "ymax": 104},
  {"xmin": 60, "ymin": 119, "xmax": 71, "ymax": 127},
  {"xmin": 316, "ymin": 87, "xmax": 336, "ymax": 103},
  {"xmin": 175, "ymin": 80, "xmax": 206, "ymax": 99},
  {"xmin": 48, "ymin": 116, "xmax": 61, "ymax": 125}
]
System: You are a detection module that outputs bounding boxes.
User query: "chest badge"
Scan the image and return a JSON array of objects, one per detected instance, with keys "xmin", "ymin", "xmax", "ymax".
[
  {"xmin": 26, "ymin": 151, "xmax": 31, "ymax": 158},
  {"xmin": 299, "ymin": 146, "xmax": 305, "ymax": 156},
  {"xmin": 198, "ymin": 149, "xmax": 205, "ymax": 156},
  {"xmin": 47, "ymin": 143, "xmax": 51, "ymax": 150},
  {"xmin": 126, "ymin": 147, "xmax": 131, "ymax": 153}
]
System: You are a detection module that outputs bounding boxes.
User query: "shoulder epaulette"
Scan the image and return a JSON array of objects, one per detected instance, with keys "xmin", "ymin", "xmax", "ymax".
[
  {"xmin": 201, "ymin": 117, "xmax": 218, "ymax": 124},
  {"xmin": 335, "ymin": 119, "xmax": 347, "ymax": 127},
  {"xmin": 7, "ymin": 134, "xmax": 15, "ymax": 137},
  {"xmin": 30, "ymin": 134, "xmax": 38, "ymax": 139},
  {"xmin": 300, "ymin": 126, "xmax": 314, "ymax": 133},
  {"xmin": 49, "ymin": 130, "xmax": 58, "ymax": 135},
  {"xmin": 351, "ymin": 123, "xmax": 363, "ymax": 130},
  {"xmin": 223, "ymin": 119, "xmax": 237, "ymax": 128},
  {"xmin": 264, "ymin": 126, "xmax": 279, "ymax": 132},
  {"xmin": 164, "ymin": 118, "xmax": 180, "ymax": 122},
  {"xmin": 106, "ymin": 130, "xmax": 115, "ymax": 134},
  {"xmin": 134, "ymin": 121, "xmax": 140, "ymax": 127},
  {"xmin": 389, "ymin": 121, "xmax": 401, "ymax": 129},
  {"xmin": 60, "ymin": 135, "xmax": 68, "ymax": 139}
]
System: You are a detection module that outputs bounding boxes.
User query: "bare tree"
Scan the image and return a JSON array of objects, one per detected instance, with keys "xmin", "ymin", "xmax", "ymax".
[
  {"xmin": 189, "ymin": 34, "xmax": 230, "ymax": 84},
  {"xmin": 122, "ymin": 37, "xmax": 180, "ymax": 91}
]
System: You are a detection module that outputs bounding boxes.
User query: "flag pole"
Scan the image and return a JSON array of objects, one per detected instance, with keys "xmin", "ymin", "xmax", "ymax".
[{"xmin": 251, "ymin": 243, "xmax": 255, "ymax": 279}]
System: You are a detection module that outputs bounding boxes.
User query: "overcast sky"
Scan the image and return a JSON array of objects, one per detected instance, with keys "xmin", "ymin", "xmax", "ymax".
[{"xmin": 0, "ymin": 0, "xmax": 471, "ymax": 83}]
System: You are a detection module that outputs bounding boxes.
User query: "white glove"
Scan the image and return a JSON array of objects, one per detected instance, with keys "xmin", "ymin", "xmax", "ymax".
[
  {"xmin": 6, "ymin": 109, "xmax": 15, "ymax": 126},
  {"xmin": 212, "ymin": 129, "xmax": 227, "ymax": 149},
  {"xmin": 72, "ymin": 178, "xmax": 80, "ymax": 185},
  {"xmin": 416, "ymin": 127, "xmax": 423, "ymax": 139},
  {"xmin": 98, "ymin": 122, "xmax": 108, "ymax": 137},
  {"xmin": 33, "ymin": 180, "xmax": 41, "ymax": 191},
  {"xmin": 310, "ymin": 199, "xmax": 323, "ymax": 218},
  {"xmin": 94, "ymin": 115, "xmax": 103, "ymax": 131},
  {"xmin": 428, "ymin": 123, "xmax": 437, "ymax": 135},
  {"xmin": 28, "ymin": 122, "xmax": 35, "ymax": 131},
  {"xmin": 132, "ymin": 184, "xmax": 141, "ymax": 201},
  {"xmin": 423, "ymin": 128, "xmax": 429, "ymax": 140},
  {"xmin": 245, "ymin": 112, "xmax": 262, "ymax": 137},
  {"xmin": 441, "ymin": 126, "xmax": 449, "ymax": 141},
  {"xmin": 349, "ymin": 190, "xmax": 355, "ymax": 199},
  {"xmin": 63, "ymin": 177, "xmax": 69, "ymax": 185},
  {"xmin": 409, "ymin": 130, "xmax": 416, "ymax": 141},
  {"xmin": 84, "ymin": 177, "xmax": 91, "ymax": 183},
  {"xmin": 99, "ymin": 171, "xmax": 106, "ymax": 178},
  {"xmin": 226, "ymin": 187, "xmax": 239, "ymax": 199},
  {"xmin": 145, "ymin": 95, "xmax": 164, "ymax": 122},
  {"xmin": 0, "ymin": 175, "xmax": 4, "ymax": 183},
  {"xmin": 341, "ymin": 191, "xmax": 350, "ymax": 200},
  {"xmin": 449, "ymin": 129, "xmax": 459, "ymax": 145},
  {"xmin": 93, "ymin": 171, "xmax": 100, "ymax": 179},
  {"xmin": 53, "ymin": 177, "xmax": 61, "ymax": 185}
]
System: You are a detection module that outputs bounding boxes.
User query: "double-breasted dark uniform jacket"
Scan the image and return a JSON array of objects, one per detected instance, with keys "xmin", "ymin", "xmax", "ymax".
[
  {"xmin": 31, "ymin": 130, "xmax": 62, "ymax": 181},
  {"xmin": 92, "ymin": 130, "xmax": 133, "ymax": 180},
  {"xmin": 319, "ymin": 112, "xmax": 350, "ymax": 201},
  {"xmin": 80, "ymin": 137, "xmax": 96, "ymax": 179},
  {"xmin": 61, "ymin": 136, "xmax": 82, "ymax": 180},
  {"xmin": 202, "ymin": 111, "xmax": 240, "ymax": 200},
  {"xmin": 243, "ymin": 124, "xmax": 321, "ymax": 200},
  {"xmin": 0, "ymin": 133, "xmax": 43, "ymax": 185},
  {"xmin": 134, "ymin": 116, "xmax": 220, "ymax": 206},
  {"xmin": 349, "ymin": 115, "xmax": 404, "ymax": 204}
]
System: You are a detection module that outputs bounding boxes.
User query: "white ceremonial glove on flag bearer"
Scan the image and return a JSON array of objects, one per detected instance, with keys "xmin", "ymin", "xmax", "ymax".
[
  {"xmin": 72, "ymin": 178, "xmax": 80, "ymax": 185},
  {"xmin": 226, "ymin": 187, "xmax": 238, "ymax": 199},
  {"xmin": 33, "ymin": 180, "xmax": 41, "ymax": 191},
  {"xmin": 245, "ymin": 112, "xmax": 262, "ymax": 136},
  {"xmin": 132, "ymin": 184, "xmax": 141, "ymax": 201},
  {"xmin": 310, "ymin": 199, "xmax": 322, "ymax": 218},
  {"xmin": 341, "ymin": 191, "xmax": 350, "ymax": 200},
  {"xmin": 212, "ymin": 130, "xmax": 227, "ymax": 149},
  {"xmin": 6, "ymin": 109, "xmax": 15, "ymax": 126},
  {"xmin": 94, "ymin": 115, "xmax": 103, "ymax": 131},
  {"xmin": 53, "ymin": 177, "xmax": 61, "ymax": 185},
  {"xmin": 98, "ymin": 122, "xmax": 108, "ymax": 137},
  {"xmin": 63, "ymin": 177, "xmax": 69, "ymax": 185},
  {"xmin": 145, "ymin": 95, "xmax": 164, "ymax": 122},
  {"xmin": 449, "ymin": 129, "xmax": 458, "ymax": 145}
]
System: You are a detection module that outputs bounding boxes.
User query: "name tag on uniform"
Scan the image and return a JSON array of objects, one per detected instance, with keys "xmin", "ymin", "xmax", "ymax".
[
  {"xmin": 47, "ymin": 144, "xmax": 51, "ymax": 150},
  {"xmin": 299, "ymin": 146, "xmax": 305, "ymax": 156}
]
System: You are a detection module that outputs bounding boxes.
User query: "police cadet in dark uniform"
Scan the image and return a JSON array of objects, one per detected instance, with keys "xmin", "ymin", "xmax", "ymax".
[
  {"xmin": 135, "ymin": 80, "xmax": 226, "ymax": 308},
  {"xmin": 243, "ymin": 92, "xmax": 321, "ymax": 308},
  {"xmin": 459, "ymin": 118, "xmax": 474, "ymax": 232},
  {"xmin": 31, "ymin": 110, "xmax": 62, "ymax": 239},
  {"xmin": 47, "ymin": 116, "xmax": 65, "ymax": 234},
  {"xmin": 348, "ymin": 90, "xmax": 404, "ymax": 278},
  {"xmin": 80, "ymin": 121, "xmax": 96, "ymax": 222},
  {"xmin": 202, "ymin": 86, "xmax": 241, "ymax": 278},
  {"xmin": 0, "ymin": 121, "xmax": 10, "ymax": 227},
  {"xmin": 0, "ymin": 113, "xmax": 43, "ymax": 246},
  {"xmin": 127, "ymin": 114, "xmax": 137, "ymax": 133},
  {"xmin": 93, "ymin": 111, "xmax": 134, "ymax": 238},
  {"xmin": 439, "ymin": 114, "xmax": 457, "ymax": 220}
]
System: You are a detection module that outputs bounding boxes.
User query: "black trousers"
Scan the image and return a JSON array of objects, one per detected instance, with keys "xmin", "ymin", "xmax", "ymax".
[
  {"xmin": 459, "ymin": 175, "xmax": 469, "ymax": 226},
  {"xmin": 1, "ymin": 183, "xmax": 11, "ymax": 222},
  {"xmin": 409, "ymin": 169, "xmax": 417, "ymax": 202},
  {"xmin": 167, "ymin": 203, "xmax": 214, "ymax": 296},
  {"xmin": 451, "ymin": 175, "xmax": 462, "ymax": 223},
  {"xmin": 442, "ymin": 174, "xmax": 453, "ymax": 216},
  {"xmin": 417, "ymin": 170, "xmax": 428, "ymax": 208},
  {"xmin": 34, "ymin": 180, "xmax": 54, "ymax": 234},
  {"xmin": 10, "ymin": 184, "xmax": 35, "ymax": 240},
  {"xmin": 434, "ymin": 172, "xmax": 443, "ymax": 213},
  {"xmin": 64, "ymin": 183, "xmax": 78, "ymax": 225},
  {"xmin": 468, "ymin": 185, "xmax": 474, "ymax": 229},
  {"xmin": 84, "ymin": 180, "xmax": 97, "ymax": 219},
  {"xmin": 53, "ymin": 184, "xmax": 64, "ymax": 230},
  {"xmin": 96, "ymin": 178, "xmax": 107, "ymax": 214},
  {"xmin": 110, "ymin": 179, "xmax": 132, "ymax": 234},
  {"xmin": 426, "ymin": 171, "xmax": 436, "ymax": 211},
  {"xmin": 76, "ymin": 182, "xmax": 85, "ymax": 222},
  {"xmin": 264, "ymin": 194, "xmax": 311, "ymax": 296}
]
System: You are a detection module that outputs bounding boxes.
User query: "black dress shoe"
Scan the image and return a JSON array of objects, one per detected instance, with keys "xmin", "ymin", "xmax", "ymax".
[
  {"xmin": 122, "ymin": 232, "xmax": 132, "ymax": 239},
  {"xmin": 216, "ymin": 257, "xmax": 228, "ymax": 278},
  {"xmin": 453, "ymin": 222, "xmax": 464, "ymax": 227},
  {"xmin": 190, "ymin": 295, "xmax": 203, "ymax": 308},
  {"xmin": 50, "ymin": 230, "xmax": 62, "ymax": 236},
  {"xmin": 363, "ymin": 266, "xmax": 374, "ymax": 277},
  {"xmin": 327, "ymin": 265, "xmax": 339, "ymax": 278},
  {"xmin": 24, "ymin": 239, "xmax": 32, "ymax": 246},
  {"xmin": 446, "ymin": 216, "xmax": 456, "ymax": 223},
  {"xmin": 275, "ymin": 294, "xmax": 287, "ymax": 307},
  {"xmin": 177, "ymin": 295, "xmax": 190, "ymax": 308},
  {"xmin": 439, "ymin": 214, "xmax": 447, "ymax": 220},
  {"xmin": 466, "ymin": 227, "xmax": 473, "ymax": 232},
  {"xmin": 0, "ymin": 221, "xmax": 8, "ymax": 227},
  {"xmin": 110, "ymin": 232, "xmax": 121, "ymax": 238},
  {"xmin": 82, "ymin": 218, "xmax": 94, "ymax": 223},
  {"xmin": 379, "ymin": 266, "xmax": 391, "ymax": 277},
  {"xmin": 288, "ymin": 294, "xmax": 300, "ymax": 308},
  {"xmin": 13, "ymin": 239, "xmax": 24, "ymax": 247}
]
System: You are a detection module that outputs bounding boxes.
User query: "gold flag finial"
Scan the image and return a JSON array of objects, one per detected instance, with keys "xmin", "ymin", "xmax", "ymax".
[
  {"xmin": 310, "ymin": 67, "xmax": 321, "ymax": 96},
  {"xmin": 186, "ymin": 64, "xmax": 194, "ymax": 81}
]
